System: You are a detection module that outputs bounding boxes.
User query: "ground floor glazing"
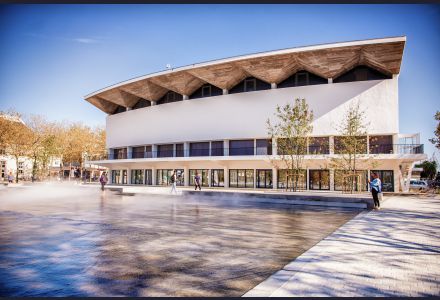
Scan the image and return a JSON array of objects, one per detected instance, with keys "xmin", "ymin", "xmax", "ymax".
[{"xmin": 110, "ymin": 168, "xmax": 395, "ymax": 192}]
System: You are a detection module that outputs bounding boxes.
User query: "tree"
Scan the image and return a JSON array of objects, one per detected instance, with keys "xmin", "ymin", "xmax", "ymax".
[
  {"xmin": 418, "ymin": 160, "xmax": 437, "ymax": 180},
  {"xmin": 429, "ymin": 111, "xmax": 440, "ymax": 150},
  {"xmin": 330, "ymin": 102, "xmax": 377, "ymax": 193},
  {"xmin": 267, "ymin": 98, "xmax": 314, "ymax": 191}
]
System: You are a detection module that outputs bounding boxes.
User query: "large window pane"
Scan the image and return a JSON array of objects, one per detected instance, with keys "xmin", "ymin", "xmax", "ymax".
[
  {"xmin": 132, "ymin": 146, "xmax": 145, "ymax": 159},
  {"xmin": 189, "ymin": 169, "xmax": 209, "ymax": 187},
  {"xmin": 229, "ymin": 140, "xmax": 254, "ymax": 156},
  {"xmin": 190, "ymin": 142, "xmax": 210, "ymax": 157},
  {"xmin": 309, "ymin": 170, "xmax": 330, "ymax": 190},
  {"xmin": 176, "ymin": 144, "xmax": 184, "ymax": 157},
  {"xmin": 334, "ymin": 136, "xmax": 367, "ymax": 154},
  {"xmin": 257, "ymin": 169, "xmax": 272, "ymax": 188},
  {"xmin": 211, "ymin": 169, "xmax": 224, "ymax": 187},
  {"xmin": 131, "ymin": 169, "xmax": 144, "ymax": 184},
  {"xmin": 277, "ymin": 169, "xmax": 307, "ymax": 190},
  {"xmin": 334, "ymin": 170, "xmax": 368, "ymax": 191},
  {"xmin": 211, "ymin": 141, "xmax": 224, "ymax": 156},
  {"xmin": 256, "ymin": 139, "xmax": 272, "ymax": 155},
  {"xmin": 157, "ymin": 144, "xmax": 174, "ymax": 158},
  {"xmin": 308, "ymin": 137, "xmax": 329, "ymax": 154},
  {"xmin": 369, "ymin": 135, "xmax": 393, "ymax": 154},
  {"xmin": 145, "ymin": 169, "xmax": 152, "ymax": 185}
]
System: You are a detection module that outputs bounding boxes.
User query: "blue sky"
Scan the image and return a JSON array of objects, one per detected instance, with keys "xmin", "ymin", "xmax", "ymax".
[{"xmin": 0, "ymin": 4, "xmax": 439, "ymax": 158}]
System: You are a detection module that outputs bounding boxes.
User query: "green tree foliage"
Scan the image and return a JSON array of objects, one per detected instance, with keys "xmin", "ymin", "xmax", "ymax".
[
  {"xmin": 429, "ymin": 111, "xmax": 440, "ymax": 150},
  {"xmin": 267, "ymin": 98, "xmax": 314, "ymax": 191}
]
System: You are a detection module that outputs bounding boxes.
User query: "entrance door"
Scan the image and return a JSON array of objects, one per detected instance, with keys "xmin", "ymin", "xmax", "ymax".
[
  {"xmin": 257, "ymin": 169, "xmax": 272, "ymax": 188},
  {"xmin": 371, "ymin": 170, "xmax": 394, "ymax": 192},
  {"xmin": 309, "ymin": 169, "xmax": 330, "ymax": 190}
]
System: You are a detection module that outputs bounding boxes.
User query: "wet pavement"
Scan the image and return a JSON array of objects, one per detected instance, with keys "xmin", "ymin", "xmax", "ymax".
[{"xmin": 0, "ymin": 184, "xmax": 360, "ymax": 296}]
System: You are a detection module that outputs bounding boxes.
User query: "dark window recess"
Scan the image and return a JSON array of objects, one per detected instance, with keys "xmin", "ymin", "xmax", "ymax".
[
  {"xmin": 371, "ymin": 170, "xmax": 394, "ymax": 192},
  {"xmin": 211, "ymin": 141, "xmax": 224, "ymax": 156},
  {"xmin": 229, "ymin": 77, "xmax": 271, "ymax": 94},
  {"xmin": 369, "ymin": 135, "xmax": 393, "ymax": 154},
  {"xmin": 334, "ymin": 136, "xmax": 367, "ymax": 154},
  {"xmin": 112, "ymin": 105, "xmax": 126, "ymax": 114},
  {"xmin": 190, "ymin": 142, "xmax": 210, "ymax": 156},
  {"xmin": 157, "ymin": 144, "xmax": 174, "ymax": 158},
  {"xmin": 229, "ymin": 140, "xmax": 254, "ymax": 156},
  {"xmin": 256, "ymin": 139, "xmax": 272, "ymax": 155},
  {"xmin": 278, "ymin": 71, "xmax": 327, "ymax": 88},
  {"xmin": 308, "ymin": 137, "xmax": 330, "ymax": 154},
  {"xmin": 309, "ymin": 169, "xmax": 330, "ymax": 190},
  {"xmin": 145, "ymin": 145, "xmax": 153, "ymax": 158},
  {"xmin": 132, "ymin": 146, "xmax": 145, "ymax": 159},
  {"xmin": 113, "ymin": 148, "xmax": 127, "ymax": 159},
  {"xmin": 157, "ymin": 91, "xmax": 183, "ymax": 105},
  {"xmin": 175, "ymin": 143, "xmax": 184, "ymax": 157},
  {"xmin": 334, "ymin": 65, "xmax": 392, "ymax": 83},
  {"xmin": 189, "ymin": 84, "xmax": 223, "ymax": 99},
  {"xmin": 132, "ymin": 99, "xmax": 151, "ymax": 110}
]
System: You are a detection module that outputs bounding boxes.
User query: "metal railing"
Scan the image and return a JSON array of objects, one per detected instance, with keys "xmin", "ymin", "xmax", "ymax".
[{"xmin": 85, "ymin": 143, "xmax": 424, "ymax": 161}]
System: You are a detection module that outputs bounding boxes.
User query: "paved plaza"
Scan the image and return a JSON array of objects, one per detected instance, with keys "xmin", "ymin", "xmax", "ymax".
[{"xmin": 244, "ymin": 194, "xmax": 440, "ymax": 297}]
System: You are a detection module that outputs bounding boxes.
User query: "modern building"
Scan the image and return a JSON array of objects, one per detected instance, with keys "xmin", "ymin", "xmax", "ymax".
[{"xmin": 84, "ymin": 36, "xmax": 427, "ymax": 192}]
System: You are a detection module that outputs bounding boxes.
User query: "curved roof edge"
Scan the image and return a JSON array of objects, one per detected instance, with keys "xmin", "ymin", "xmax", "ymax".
[{"xmin": 84, "ymin": 36, "xmax": 406, "ymax": 99}]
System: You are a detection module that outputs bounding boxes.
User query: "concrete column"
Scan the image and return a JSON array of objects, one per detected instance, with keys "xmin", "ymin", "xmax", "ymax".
[
  {"xmin": 253, "ymin": 169, "xmax": 257, "ymax": 189},
  {"xmin": 151, "ymin": 101, "xmax": 156, "ymax": 106},
  {"xmin": 184, "ymin": 166, "xmax": 189, "ymax": 186},
  {"xmin": 224, "ymin": 167, "xmax": 229, "ymax": 188},
  {"xmin": 222, "ymin": 89, "xmax": 228, "ymax": 95},
  {"xmin": 152, "ymin": 144, "xmax": 157, "ymax": 158},
  {"xmin": 224, "ymin": 139, "xmax": 229, "ymax": 156},
  {"xmin": 272, "ymin": 137, "xmax": 277, "ymax": 156},
  {"xmin": 107, "ymin": 148, "xmax": 112, "ymax": 160},
  {"xmin": 366, "ymin": 135, "xmax": 370, "ymax": 154},
  {"xmin": 184, "ymin": 142, "xmax": 190, "ymax": 157},
  {"xmin": 271, "ymin": 83, "xmax": 277, "ymax": 89},
  {"xmin": 272, "ymin": 168, "xmax": 277, "ymax": 190},
  {"xmin": 329, "ymin": 169, "xmax": 335, "ymax": 191},
  {"xmin": 127, "ymin": 146, "xmax": 133, "ymax": 159},
  {"xmin": 329, "ymin": 136, "xmax": 335, "ymax": 155},
  {"xmin": 207, "ymin": 169, "xmax": 211, "ymax": 187},
  {"xmin": 173, "ymin": 144, "xmax": 176, "ymax": 157},
  {"xmin": 392, "ymin": 134, "xmax": 398, "ymax": 154},
  {"xmin": 306, "ymin": 169, "xmax": 310, "ymax": 190},
  {"xmin": 328, "ymin": 78, "xmax": 333, "ymax": 84},
  {"xmin": 126, "ymin": 107, "xmax": 131, "ymax": 111},
  {"xmin": 152, "ymin": 167, "xmax": 157, "ymax": 185},
  {"xmin": 108, "ymin": 169, "xmax": 113, "ymax": 184},
  {"xmin": 183, "ymin": 95, "xmax": 189, "ymax": 100},
  {"xmin": 367, "ymin": 169, "xmax": 371, "ymax": 192},
  {"xmin": 127, "ymin": 168, "xmax": 132, "ymax": 185},
  {"xmin": 254, "ymin": 139, "xmax": 257, "ymax": 155}
]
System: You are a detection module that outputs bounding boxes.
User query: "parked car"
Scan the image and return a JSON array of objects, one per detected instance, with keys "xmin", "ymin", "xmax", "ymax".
[{"xmin": 409, "ymin": 180, "xmax": 428, "ymax": 191}]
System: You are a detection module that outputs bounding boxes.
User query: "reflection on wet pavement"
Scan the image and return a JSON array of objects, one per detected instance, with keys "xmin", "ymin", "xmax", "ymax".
[{"xmin": 0, "ymin": 184, "xmax": 360, "ymax": 296}]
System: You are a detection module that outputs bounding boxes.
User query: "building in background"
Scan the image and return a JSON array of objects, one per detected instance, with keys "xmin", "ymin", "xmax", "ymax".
[{"xmin": 84, "ymin": 36, "xmax": 427, "ymax": 192}]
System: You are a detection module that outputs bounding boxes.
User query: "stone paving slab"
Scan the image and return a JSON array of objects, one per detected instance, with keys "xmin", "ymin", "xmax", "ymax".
[{"xmin": 243, "ymin": 195, "xmax": 440, "ymax": 297}]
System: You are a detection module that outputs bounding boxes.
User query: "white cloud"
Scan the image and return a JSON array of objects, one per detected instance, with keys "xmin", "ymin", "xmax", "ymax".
[{"xmin": 73, "ymin": 38, "xmax": 99, "ymax": 44}]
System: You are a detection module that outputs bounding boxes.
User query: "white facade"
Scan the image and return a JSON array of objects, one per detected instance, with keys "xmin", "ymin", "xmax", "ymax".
[{"xmin": 85, "ymin": 37, "xmax": 427, "ymax": 192}]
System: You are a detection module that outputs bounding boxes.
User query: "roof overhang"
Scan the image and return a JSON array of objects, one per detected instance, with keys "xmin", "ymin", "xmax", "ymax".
[{"xmin": 84, "ymin": 36, "xmax": 406, "ymax": 114}]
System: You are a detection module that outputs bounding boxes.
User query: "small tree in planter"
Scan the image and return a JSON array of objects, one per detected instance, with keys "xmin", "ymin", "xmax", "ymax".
[{"xmin": 267, "ymin": 98, "xmax": 314, "ymax": 191}]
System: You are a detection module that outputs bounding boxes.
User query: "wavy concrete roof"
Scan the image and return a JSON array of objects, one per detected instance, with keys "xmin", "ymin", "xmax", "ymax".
[{"xmin": 85, "ymin": 36, "xmax": 406, "ymax": 114}]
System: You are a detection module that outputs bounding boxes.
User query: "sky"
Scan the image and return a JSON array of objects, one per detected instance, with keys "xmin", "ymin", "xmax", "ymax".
[{"xmin": 0, "ymin": 4, "xmax": 439, "ymax": 158}]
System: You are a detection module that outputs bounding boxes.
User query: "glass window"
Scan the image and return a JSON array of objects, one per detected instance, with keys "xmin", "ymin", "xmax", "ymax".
[
  {"xmin": 309, "ymin": 169, "xmax": 330, "ymax": 190},
  {"xmin": 278, "ymin": 71, "xmax": 327, "ymax": 89},
  {"xmin": 211, "ymin": 169, "xmax": 224, "ymax": 187},
  {"xmin": 369, "ymin": 135, "xmax": 393, "ymax": 154},
  {"xmin": 334, "ymin": 65, "xmax": 392, "ymax": 83},
  {"xmin": 202, "ymin": 85, "xmax": 211, "ymax": 97},
  {"xmin": 334, "ymin": 136, "xmax": 367, "ymax": 154},
  {"xmin": 308, "ymin": 137, "xmax": 329, "ymax": 154},
  {"xmin": 229, "ymin": 140, "xmax": 254, "ymax": 156},
  {"xmin": 132, "ymin": 146, "xmax": 145, "ymax": 159},
  {"xmin": 229, "ymin": 169, "xmax": 254, "ymax": 188},
  {"xmin": 190, "ymin": 142, "xmax": 210, "ymax": 157},
  {"xmin": 256, "ymin": 139, "xmax": 272, "ymax": 155},
  {"xmin": 334, "ymin": 170, "xmax": 368, "ymax": 191},
  {"xmin": 145, "ymin": 145, "xmax": 153, "ymax": 158},
  {"xmin": 156, "ymin": 169, "xmax": 172, "ymax": 185},
  {"xmin": 132, "ymin": 99, "xmax": 151, "ymax": 110},
  {"xmin": 371, "ymin": 170, "xmax": 394, "ymax": 192},
  {"xmin": 229, "ymin": 77, "xmax": 270, "ymax": 94},
  {"xmin": 257, "ymin": 169, "xmax": 272, "ymax": 188},
  {"xmin": 122, "ymin": 170, "xmax": 127, "ymax": 184},
  {"xmin": 277, "ymin": 169, "xmax": 307, "ymax": 190},
  {"xmin": 157, "ymin": 144, "xmax": 174, "ymax": 158},
  {"xmin": 176, "ymin": 143, "xmax": 184, "ymax": 157},
  {"xmin": 113, "ymin": 148, "xmax": 127, "ymax": 159},
  {"xmin": 189, "ymin": 169, "xmax": 209, "ymax": 187},
  {"xmin": 211, "ymin": 141, "xmax": 224, "ymax": 156},
  {"xmin": 244, "ymin": 78, "xmax": 256, "ymax": 92},
  {"xmin": 131, "ymin": 169, "xmax": 144, "ymax": 184},
  {"xmin": 112, "ymin": 170, "xmax": 121, "ymax": 184},
  {"xmin": 145, "ymin": 169, "xmax": 152, "ymax": 185}
]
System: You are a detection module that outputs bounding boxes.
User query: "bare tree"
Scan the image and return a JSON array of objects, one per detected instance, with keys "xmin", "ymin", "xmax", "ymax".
[{"xmin": 267, "ymin": 98, "xmax": 313, "ymax": 191}]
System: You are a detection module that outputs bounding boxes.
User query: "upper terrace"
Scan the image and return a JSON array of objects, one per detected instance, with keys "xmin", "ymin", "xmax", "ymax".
[{"xmin": 85, "ymin": 37, "xmax": 406, "ymax": 114}]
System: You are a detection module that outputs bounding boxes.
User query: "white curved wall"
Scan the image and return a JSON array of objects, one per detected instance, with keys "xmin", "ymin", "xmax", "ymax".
[{"xmin": 106, "ymin": 79, "xmax": 398, "ymax": 148}]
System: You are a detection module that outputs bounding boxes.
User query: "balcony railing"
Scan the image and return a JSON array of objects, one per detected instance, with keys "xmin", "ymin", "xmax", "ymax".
[{"xmin": 85, "ymin": 143, "xmax": 424, "ymax": 161}]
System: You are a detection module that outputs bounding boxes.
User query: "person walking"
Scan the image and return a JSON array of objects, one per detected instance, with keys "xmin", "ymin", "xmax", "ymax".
[
  {"xmin": 194, "ymin": 172, "xmax": 202, "ymax": 191},
  {"xmin": 99, "ymin": 172, "xmax": 108, "ymax": 191},
  {"xmin": 369, "ymin": 172, "xmax": 382, "ymax": 209},
  {"xmin": 7, "ymin": 172, "xmax": 13, "ymax": 184},
  {"xmin": 170, "ymin": 170, "xmax": 178, "ymax": 195}
]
